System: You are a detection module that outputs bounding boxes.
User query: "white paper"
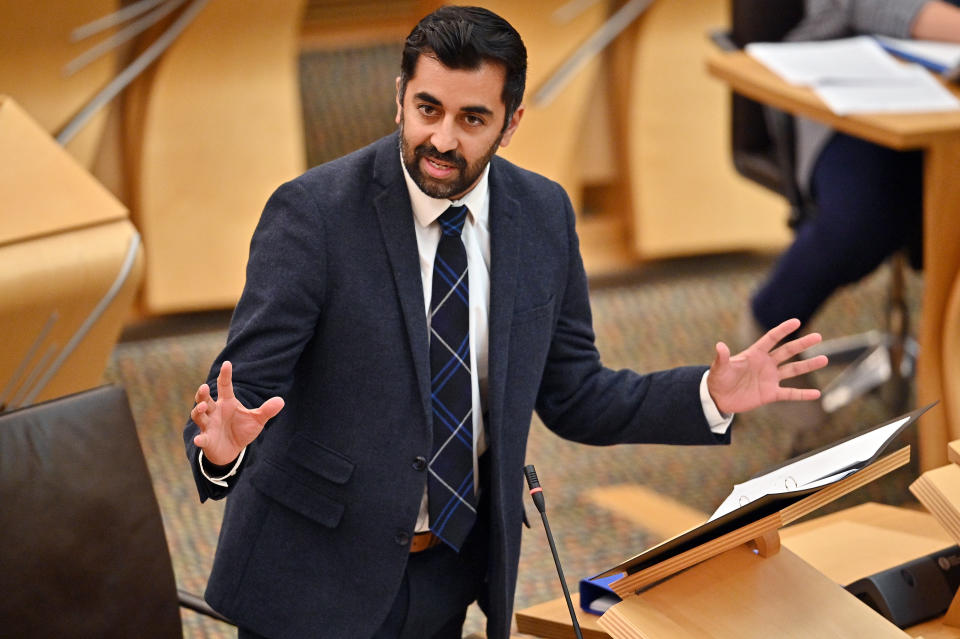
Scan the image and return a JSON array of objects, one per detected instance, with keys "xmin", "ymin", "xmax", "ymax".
[
  {"xmin": 814, "ymin": 64, "xmax": 960, "ymax": 114},
  {"xmin": 876, "ymin": 35, "xmax": 960, "ymax": 71},
  {"xmin": 745, "ymin": 36, "xmax": 960, "ymax": 115},
  {"xmin": 746, "ymin": 36, "xmax": 911, "ymax": 86},
  {"xmin": 707, "ymin": 416, "xmax": 911, "ymax": 522}
]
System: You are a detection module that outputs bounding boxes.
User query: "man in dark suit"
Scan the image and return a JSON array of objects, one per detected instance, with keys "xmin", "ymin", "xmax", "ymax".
[{"xmin": 184, "ymin": 6, "xmax": 827, "ymax": 638}]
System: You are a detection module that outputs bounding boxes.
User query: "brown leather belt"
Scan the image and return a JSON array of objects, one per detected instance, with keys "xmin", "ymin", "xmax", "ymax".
[{"xmin": 410, "ymin": 531, "xmax": 442, "ymax": 553}]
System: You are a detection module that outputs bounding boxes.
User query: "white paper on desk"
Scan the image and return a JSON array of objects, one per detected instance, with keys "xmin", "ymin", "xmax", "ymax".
[
  {"xmin": 708, "ymin": 415, "xmax": 911, "ymax": 522},
  {"xmin": 745, "ymin": 36, "xmax": 911, "ymax": 86},
  {"xmin": 814, "ymin": 63, "xmax": 960, "ymax": 114},
  {"xmin": 875, "ymin": 35, "xmax": 960, "ymax": 73}
]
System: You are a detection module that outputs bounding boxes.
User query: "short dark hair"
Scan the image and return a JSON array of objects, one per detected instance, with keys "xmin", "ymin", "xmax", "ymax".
[{"xmin": 399, "ymin": 6, "xmax": 527, "ymax": 128}]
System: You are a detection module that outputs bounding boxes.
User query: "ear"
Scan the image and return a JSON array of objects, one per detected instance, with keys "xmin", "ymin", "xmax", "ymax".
[
  {"xmin": 497, "ymin": 104, "xmax": 525, "ymax": 148},
  {"xmin": 394, "ymin": 76, "xmax": 403, "ymax": 125}
]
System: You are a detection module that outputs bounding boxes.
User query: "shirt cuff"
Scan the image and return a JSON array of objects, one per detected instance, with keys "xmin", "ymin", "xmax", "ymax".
[
  {"xmin": 700, "ymin": 370, "xmax": 733, "ymax": 435},
  {"xmin": 199, "ymin": 448, "xmax": 246, "ymax": 487}
]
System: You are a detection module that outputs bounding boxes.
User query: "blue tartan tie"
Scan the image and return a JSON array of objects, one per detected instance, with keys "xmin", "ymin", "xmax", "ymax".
[{"xmin": 427, "ymin": 204, "xmax": 476, "ymax": 551}]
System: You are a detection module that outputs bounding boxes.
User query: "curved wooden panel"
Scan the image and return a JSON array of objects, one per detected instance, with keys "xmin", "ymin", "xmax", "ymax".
[
  {"xmin": 0, "ymin": 220, "xmax": 143, "ymax": 408},
  {"xmin": 132, "ymin": 0, "xmax": 306, "ymax": 313},
  {"xmin": 0, "ymin": 1, "xmax": 119, "ymax": 168},
  {"xmin": 943, "ymin": 271, "xmax": 960, "ymax": 443},
  {"xmin": 483, "ymin": 0, "xmax": 607, "ymax": 214},
  {"xmin": 629, "ymin": 0, "xmax": 790, "ymax": 258}
]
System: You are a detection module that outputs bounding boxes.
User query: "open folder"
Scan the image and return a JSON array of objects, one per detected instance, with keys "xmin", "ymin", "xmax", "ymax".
[{"xmin": 592, "ymin": 403, "xmax": 934, "ymax": 588}]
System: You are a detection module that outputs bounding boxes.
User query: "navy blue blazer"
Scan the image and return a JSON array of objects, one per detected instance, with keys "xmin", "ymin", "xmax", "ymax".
[{"xmin": 184, "ymin": 133, "xmax": 726, "ymax": 638}]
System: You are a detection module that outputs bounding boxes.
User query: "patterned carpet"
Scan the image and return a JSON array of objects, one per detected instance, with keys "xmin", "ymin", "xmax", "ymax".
[{"xmin": 102, "ymin": 44, "xmax": 926, "ymax": 638}]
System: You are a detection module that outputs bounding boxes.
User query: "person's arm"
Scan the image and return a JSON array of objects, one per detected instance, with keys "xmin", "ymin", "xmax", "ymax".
[
  {"xmin": 183, "ymin": 178, "xmax": 327, "ymax": 500},
  {"xmin": 911, "ymin": 1, "xmax": 960, "ymax": 42}
]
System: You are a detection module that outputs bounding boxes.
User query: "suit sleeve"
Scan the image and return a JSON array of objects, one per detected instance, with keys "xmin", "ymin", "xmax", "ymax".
[
  {"xmin": 184, "ymin": 179, "xmax": 327, "ymax": 501},
  {"xmin": 534, "ymin": 189, "xmax": 727, "ymax": 447}
]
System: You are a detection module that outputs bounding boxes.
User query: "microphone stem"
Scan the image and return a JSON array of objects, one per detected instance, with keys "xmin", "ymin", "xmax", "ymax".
[{"xmin": 540, "ymin": 511, "xmax": 584, "ymax": 639}]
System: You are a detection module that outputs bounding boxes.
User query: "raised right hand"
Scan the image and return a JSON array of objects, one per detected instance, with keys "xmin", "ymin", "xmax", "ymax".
[{"xmin": 191, "ymin": 360, "xmax": 285, "ymax": 466}]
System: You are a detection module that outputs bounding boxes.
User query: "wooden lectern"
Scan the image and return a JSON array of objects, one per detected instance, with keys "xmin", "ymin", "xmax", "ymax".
[
  {"xmin": 590, "ymin": 408, "xmax": 932, "ymax": 638},
  {"xmin": 910, "ymin": 440, "xmax": 960, "ymax": 628}
]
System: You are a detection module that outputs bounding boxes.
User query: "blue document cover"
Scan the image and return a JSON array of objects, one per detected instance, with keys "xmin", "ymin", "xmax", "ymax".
[{"xmin": 579, "ymin": 573, "xmax": 623, "ymax": 615}]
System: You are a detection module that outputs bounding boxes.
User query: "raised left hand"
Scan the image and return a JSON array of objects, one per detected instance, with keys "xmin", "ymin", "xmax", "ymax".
[{"xmin": 707, "ymin": 318, "xmax": 828, "ymax": 415}]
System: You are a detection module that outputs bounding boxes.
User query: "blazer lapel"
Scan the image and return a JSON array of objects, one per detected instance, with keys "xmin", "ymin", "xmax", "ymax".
[
  {"xmin": 486, "ymin": 160, "xmax": 522, "ymax": 451},
  {"xmin": 372, "ymin": 138, "xmax": 433, "ymax": 427}
]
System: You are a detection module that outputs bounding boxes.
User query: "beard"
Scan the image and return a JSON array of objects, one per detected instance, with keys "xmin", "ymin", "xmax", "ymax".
[{"xmin": 399, "ymin": 116, "xmax": 502, "ymax": 200}]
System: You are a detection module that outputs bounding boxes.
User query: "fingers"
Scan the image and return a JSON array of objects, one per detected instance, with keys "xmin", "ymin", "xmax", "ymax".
[
  {"xmin": 217, "ymin": 360, "xmax": 235, "ymax": 401},
  {"xmin": 191, "ymin": 396, "xmax": 213, "ymax": 428},
  {"xmin": 771, "ymin": 332, "xmax": 823, "ymax": 364},
  {"xmin": 194, "ymin": 383, "xmax": 211, "ymax": 405},
  {"xmin": 254, "ymin": 396, "xmax": 285, "ymax": 424},
  {"xmin": 777, "ymin": 354, "xmax": 829, "ymax": 380},
  {"xmin": 756, "ymin": 318, "xmax": 802, "ymax": 353},
  {"xmin": 713, "ymin": 341, "xmax": 731, "ymax": 368},
  {"xmin": 775, "ymin": 386, "xmax": 821, "ymax": 402}
]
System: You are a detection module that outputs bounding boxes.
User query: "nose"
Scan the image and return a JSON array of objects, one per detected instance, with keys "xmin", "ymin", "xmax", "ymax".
[{"xmin": 429, "ymin": 116, "xmax": 458, "ymax": 154}]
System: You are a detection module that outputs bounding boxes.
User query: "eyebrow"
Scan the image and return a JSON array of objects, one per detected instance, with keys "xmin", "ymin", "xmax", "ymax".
[{"xmin": 413, "ymin": 91, "xmax": 494, "ymax": 117}]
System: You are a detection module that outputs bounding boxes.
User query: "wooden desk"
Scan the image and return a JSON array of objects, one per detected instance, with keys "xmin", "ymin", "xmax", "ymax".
[
  {"xmin": 515, "ymin": 502, "xmax": 959, "ymax": 638},
  {"xmin": 706, "ymin": 50, "xmax": 960, "ymax": 471}
]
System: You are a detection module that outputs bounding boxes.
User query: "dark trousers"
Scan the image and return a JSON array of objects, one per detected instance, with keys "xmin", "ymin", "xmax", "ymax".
[
  {"xmin": 751, "ymin": 132, "xmax": 923, "ymax": 329},
  {"xmin": 240, "ymin": 475, "xmax": 490, "ymax": 639}
]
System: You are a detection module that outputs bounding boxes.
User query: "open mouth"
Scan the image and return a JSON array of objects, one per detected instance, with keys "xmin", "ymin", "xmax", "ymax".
[{"xmin": 417, "ymin": 147, "xmax": 465, "ymax": 180}]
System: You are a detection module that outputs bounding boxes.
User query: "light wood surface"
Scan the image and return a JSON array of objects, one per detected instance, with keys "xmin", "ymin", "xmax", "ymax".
[
  {"xmin": 608, "ymin": 446, "xmax": 909, "ymax": 596},
  {"xmin": 515, "ymin": 501, "xmax": 960, "ymax": 639},
  {"xmin": 911, "ymin": 464, "xmax": 960, "ymax": 545},
  {"xmin": 600, "ymin": 545, "xmax": 911, "ymax": 639},
  {"xmin": 945, "ymin": 266, "xmax": 960, "ymax": 447},
  {"xmin": 0, "ymin": 96, "xmax": 127, "ymax": 246},
  {"xmin": 491, "ymin": 0, "xmax": 606, "ymax": 212},
  {"xmin": 627, "ymin": 0, "xmax": 790, "ymax": 259},
  {"xmin": 949, "ymin": 440, "xmax": 960, "ymax": 466},
  {"xmin": 706, "ymin": 50, "xmax": 960, "ymax": 472},
  {"xmin": 0, "ymin": 1, "xmax": 119, "ymax": 169},
  {"xmin": 1, "ymin": 95, "xmax": 142, "ymax": 406},
  {"xmin": 128, "ymin": 0, "xmax": 306, "ymax": 313},
  {"xmin": 781, "ymin": 519, "xmax": 950, "ymax": 586},
  {"xmin": 0, "ymin": 220, "xmax": 144, "ymax": 406}
]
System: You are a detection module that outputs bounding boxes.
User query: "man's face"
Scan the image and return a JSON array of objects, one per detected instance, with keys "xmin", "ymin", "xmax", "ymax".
[{"xmin": 396, "ymin": 55, "xmax": 523, "ymax": 200}]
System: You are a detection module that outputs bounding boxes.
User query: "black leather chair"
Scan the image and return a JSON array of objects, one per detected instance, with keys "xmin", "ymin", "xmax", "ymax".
[
  {"xmin": 713, "ymin": 0, "xmax": 916, "ymax": 413},
  {"xmin": 0, "ymin": 385, "xmax": 233, "ymax": 638}
]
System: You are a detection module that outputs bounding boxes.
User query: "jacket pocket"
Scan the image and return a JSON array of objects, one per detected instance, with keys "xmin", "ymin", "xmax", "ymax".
[
  {"xmin": 512, "ymin": 295, "xmax": 555, "ymax": 326},
  {"xmin": 286, "ymin": 433, "xmax": 355, "ymax": 484},
  {"xmin": 251, "ymin": 458, "xmax": 346, "ymax": 528}
]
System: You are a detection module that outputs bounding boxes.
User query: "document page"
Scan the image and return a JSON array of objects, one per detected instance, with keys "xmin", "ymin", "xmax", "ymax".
[
  {"xmin": 745, "ymin": 36, "xmax": 911, "ymax": 85},
  {"xmin": 814, "ymin": 64, "xmax": 960, "ymax": 114},
  {"xmin": 708, "ymin": 415, "xmax": 912, "ymax": 521},
  {"xmin": 875, "ymin": 35, "xmax": 960, "ymax": 73},
  {"xmin": 745, "ymin": 36, "xmax": 960, "ymax": 114}
]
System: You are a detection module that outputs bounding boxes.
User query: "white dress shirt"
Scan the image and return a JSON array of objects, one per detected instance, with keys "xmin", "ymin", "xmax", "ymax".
[{"xmin": 402, "ymin": 159, "xmax": 492, "ymax": 532}]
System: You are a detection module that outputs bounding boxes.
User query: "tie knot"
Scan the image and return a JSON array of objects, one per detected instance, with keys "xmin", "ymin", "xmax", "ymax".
[{"xmin": 438, "ymin": 205, "xmax": 468, "ymax": 237}]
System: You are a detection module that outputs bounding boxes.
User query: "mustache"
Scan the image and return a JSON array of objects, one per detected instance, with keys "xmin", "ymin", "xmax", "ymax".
[{"xmin": 415, "ymin": 144, "xmax": 466, "ymax": 170}]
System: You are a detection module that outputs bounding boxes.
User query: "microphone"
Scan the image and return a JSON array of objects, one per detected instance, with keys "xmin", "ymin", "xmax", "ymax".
[{"xmin": 524, "ymin": 464, "xmax": 584, "ymax": 639}]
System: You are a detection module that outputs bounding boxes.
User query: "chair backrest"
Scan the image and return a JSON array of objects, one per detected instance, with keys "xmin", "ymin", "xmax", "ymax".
[
  {"xmin": 0, "ymin": 385, "xmax": 183, "ymax": 638},
  {"xmin": 727, "ymin": 0, "xmax": 807, "ymax": 210}
]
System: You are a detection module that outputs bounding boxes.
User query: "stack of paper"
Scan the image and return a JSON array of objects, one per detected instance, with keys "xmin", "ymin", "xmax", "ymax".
[
  {"xmin": 910, "ymin": 464, "xmax": 960, "ymax": 544},
  {"xmin": 745, "ymin": 36, "xmax": 960, "ymax": 115},
  {"xmin": 876, "ymin": 35, "xmax": 960, "ymax": 75}
]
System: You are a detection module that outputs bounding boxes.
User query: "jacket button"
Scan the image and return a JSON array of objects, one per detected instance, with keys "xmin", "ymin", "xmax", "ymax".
[
  {"xmin": 412, "ymin": 456, "xmax": 427, "ymax": 471},
  {"xmin": 395, "ymin": 531, "xmax": 410, "ymax": 546}
]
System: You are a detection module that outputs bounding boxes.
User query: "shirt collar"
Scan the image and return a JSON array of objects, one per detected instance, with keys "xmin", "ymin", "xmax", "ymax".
[{"xmin": 401, "ymin": 152, "xmax": 490, "ymax": 229}]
